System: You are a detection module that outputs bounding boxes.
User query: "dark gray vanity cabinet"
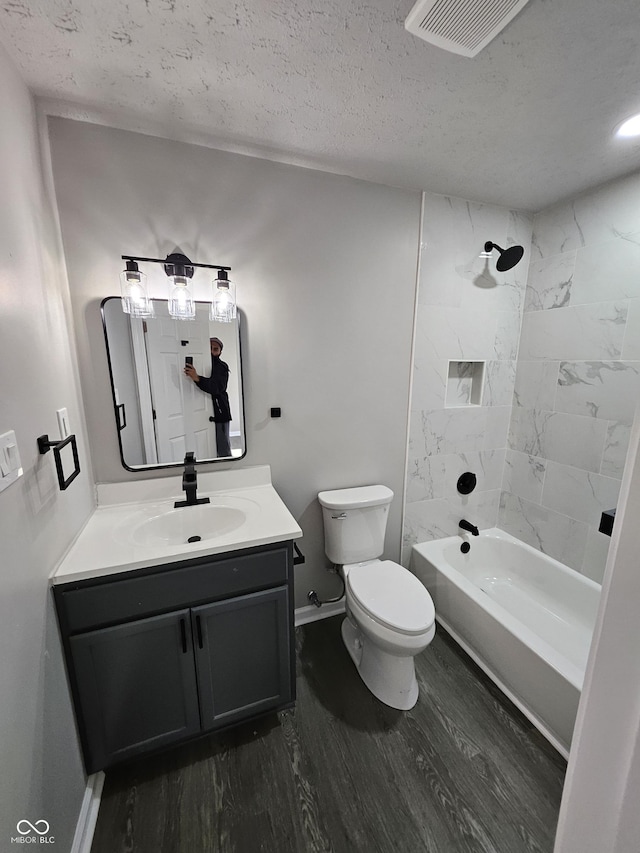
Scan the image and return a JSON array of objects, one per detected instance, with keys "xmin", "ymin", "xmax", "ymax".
[
  {"xmin": 53, "ymin": 542, "xmax": 295, "ymax": 774},
  {"xmin": 192, "ymin": 588, "xmax": 291, "ymax": 728},
  {"xmin": 68, "ymin": 609, "xmax": 202, "ymax": 771}
]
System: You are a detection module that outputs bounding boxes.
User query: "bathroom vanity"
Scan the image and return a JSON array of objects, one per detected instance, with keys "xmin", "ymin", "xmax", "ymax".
[{"xmin": 51, "ymin": 466, "xmax": 302, "ymax": 774}]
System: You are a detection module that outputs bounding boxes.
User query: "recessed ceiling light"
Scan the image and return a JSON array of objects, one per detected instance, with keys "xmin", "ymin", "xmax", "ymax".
[{"xmin": 616, "ymin": 114, "xmax": 640, "ymax": 138}]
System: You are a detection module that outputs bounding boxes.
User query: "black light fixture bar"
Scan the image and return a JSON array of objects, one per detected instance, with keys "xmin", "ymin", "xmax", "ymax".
[{"xmin": 121, "ymin": 255, "xmax": 231, "ymax": 272}]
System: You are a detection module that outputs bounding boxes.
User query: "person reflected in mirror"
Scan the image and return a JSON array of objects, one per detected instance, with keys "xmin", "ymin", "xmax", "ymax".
[{"xmin": 184, "ymin": 337, "xmax": 232, "ymax": 457}]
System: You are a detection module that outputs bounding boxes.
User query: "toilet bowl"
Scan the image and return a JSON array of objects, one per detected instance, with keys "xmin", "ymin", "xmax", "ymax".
[
  {"xmin": 317, "ymin": 485, "xmax": 436, "ymax": 711},
  {"xmin": 341, "ymin": 559, "xmax": 435, "ymax": 709}
]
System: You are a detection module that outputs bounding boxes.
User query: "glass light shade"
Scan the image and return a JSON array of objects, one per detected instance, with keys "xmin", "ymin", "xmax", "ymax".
[
  {"xmin": 616, "ymin": 113, "xmax": 640, "ymax": 137},
  {"xmin": 168, "ymin": 276, "xmax": 196, "ymax": 320},
  {"xmin": 210, "ymin": 273, "xmax": 236, "ymax": 323},
  {"xmin": 119, "ymin": 267, "xmax": 153, "ymax": 317}
]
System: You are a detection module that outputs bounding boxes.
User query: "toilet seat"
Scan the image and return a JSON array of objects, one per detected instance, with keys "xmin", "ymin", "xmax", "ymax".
[{"xmin": 346, "ymin": 560, "xmax": 435, "ymax": 636}]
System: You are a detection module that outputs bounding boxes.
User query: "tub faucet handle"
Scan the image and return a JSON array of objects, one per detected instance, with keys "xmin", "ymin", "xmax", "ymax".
[{"xmin": 459, "ymin": 519, "xmax": 479, "ymax": 536}]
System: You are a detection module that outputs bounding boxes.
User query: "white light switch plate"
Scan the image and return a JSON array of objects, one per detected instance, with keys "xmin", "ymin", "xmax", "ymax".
[
  {"xmin": 56, "ymin": 408, "xmax": 70, "ymax": 438},
  {"xmin": 0, "ymin": 430, "xmax": 23, "ymax": 493}
]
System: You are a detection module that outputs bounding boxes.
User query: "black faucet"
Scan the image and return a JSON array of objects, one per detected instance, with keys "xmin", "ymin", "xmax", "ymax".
[
  {"xmin": 459, "ymin": 519, "xmax": 479, "ymax": 536},
  {"xmin": 174, "ymin": 453, "xmax": 211, "ymax": 508}
]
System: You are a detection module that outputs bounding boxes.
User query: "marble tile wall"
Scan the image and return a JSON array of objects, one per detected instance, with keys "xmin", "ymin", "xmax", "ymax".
[
  {"xmin": 402, "ymin": 192, "xmax": 532, "ymax": 564},
  {"xmin": 404, "ymin": 172, "xmax": 640, "ymax": 582},
  {"xmin": 499, "ymin": 171, "xmax": 640, "ymax": 582}
]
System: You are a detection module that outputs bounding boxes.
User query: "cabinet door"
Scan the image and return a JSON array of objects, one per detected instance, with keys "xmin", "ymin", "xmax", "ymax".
[
  {"xmin": 69, "ymin": 609, "xmax": 201, "ymax": 772},
  {"xmin": 192, "ymin": 586, "xmax": 292, "ymax": 730}
]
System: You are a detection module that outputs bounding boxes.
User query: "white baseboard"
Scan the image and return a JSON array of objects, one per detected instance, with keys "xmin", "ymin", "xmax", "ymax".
[
  {"xmin": 70, "ymin": 771, "xmax": 105, "ymax": 853},
  {"xmin": 295, "ymin": 599, "xmax": 346, "ymax": 626}
]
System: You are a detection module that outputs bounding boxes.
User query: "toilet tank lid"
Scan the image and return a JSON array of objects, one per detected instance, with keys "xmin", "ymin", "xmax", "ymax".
[{"xmin": 318, "ymin": 485, "xmax": 394, "ymax": 510}]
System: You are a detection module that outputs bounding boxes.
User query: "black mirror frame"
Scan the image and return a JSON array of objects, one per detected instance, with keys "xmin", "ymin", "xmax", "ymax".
[{"xmin": 100, "ymin": 296, "xmax": 248, "ymax": 472}]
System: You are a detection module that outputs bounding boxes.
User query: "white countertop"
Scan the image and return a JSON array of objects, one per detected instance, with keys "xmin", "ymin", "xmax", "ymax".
[{"xmin": 52, "ymin": 465, "xmax": 302, "ymax": 584}]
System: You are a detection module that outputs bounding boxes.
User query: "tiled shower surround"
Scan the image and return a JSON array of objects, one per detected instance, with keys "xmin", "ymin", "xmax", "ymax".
[
  {"xmin": 404, "ymin": 173, "xmax": 640, "ymax": 582},
  {"xmin": 403, "ymin": 192, "xmax": 533, "ymax": 562}
]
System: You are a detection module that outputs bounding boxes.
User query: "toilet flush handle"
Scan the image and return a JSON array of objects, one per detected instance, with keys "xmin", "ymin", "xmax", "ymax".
[{"xmin": 331, "ymin": 512, "xmax": 347, "ymax": 519}]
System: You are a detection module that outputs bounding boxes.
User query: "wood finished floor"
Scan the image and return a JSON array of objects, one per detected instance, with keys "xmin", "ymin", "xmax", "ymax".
[{"xmin": 91, "ymin": 616, "xmax": 566, "ymax": 853}]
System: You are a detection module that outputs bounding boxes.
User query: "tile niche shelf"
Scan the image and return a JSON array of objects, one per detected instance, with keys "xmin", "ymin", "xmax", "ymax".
[{"xmin": 445, "ymin": 361, "xmax": 485, "ymax": 407}]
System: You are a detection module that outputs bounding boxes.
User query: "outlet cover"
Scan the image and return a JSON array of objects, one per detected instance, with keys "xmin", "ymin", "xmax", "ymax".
[
  {"xmin": 0, "ymin": 430, "xmax": 23, "ymax": 493},
  {"xmin": 56, "ymin": 408, "xmax": 70, "ymax": 438}
]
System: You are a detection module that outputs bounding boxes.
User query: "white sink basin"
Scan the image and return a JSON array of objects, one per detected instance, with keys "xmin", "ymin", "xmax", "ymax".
[
  {"xmin": 53, "ymin": 466, "xmax": 305, "ymax": 584},
  {"xmin": 128, "ymin": 499, "xmax": 255, "ymax": 547}
]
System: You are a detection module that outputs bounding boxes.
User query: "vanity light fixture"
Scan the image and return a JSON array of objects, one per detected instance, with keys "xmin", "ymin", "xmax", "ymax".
[
  {"xmin": 615, "ymin": 113, "xmax": 640, "ymax": 138},
  {"xmin": 119, "ymin": 260, "xmax": 154, "ymax": 317},
  {"xmin": 211, "ymin": 269, "xmax": 237, "ymax": 323},
  {"xmin": 120, "ymin": 253, "xmax": 233, "ymax": 321},
  {"xmin": 164, "ymin": 252, "xmax": 196, "ymax": 321}
]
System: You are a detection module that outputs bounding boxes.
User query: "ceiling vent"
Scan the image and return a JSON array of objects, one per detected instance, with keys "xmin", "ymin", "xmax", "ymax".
[{"xmin": 405, "ymin": 0, "xmax": 532, "ymax": 57}]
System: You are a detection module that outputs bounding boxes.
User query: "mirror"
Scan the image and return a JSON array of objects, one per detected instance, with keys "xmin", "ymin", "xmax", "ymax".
[{"xmin": 101, "ymin": 297, "xmax": 246, "ymax": 470}]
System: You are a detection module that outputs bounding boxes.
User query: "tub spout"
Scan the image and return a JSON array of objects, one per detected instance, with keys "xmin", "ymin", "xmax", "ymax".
[{"xmin": 459, "ymin": 519, "xmax": 479, "ymax": 536}]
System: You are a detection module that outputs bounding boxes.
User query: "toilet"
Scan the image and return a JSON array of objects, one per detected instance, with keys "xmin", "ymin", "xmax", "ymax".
[{"xmin": 317, "ymin": 484, "xmax": 435, "ymax": 710}]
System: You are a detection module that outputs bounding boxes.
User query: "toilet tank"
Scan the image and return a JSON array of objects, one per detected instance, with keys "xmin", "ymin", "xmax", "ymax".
[{"xmin": 317, "ymin": 485, "xmax": 394, "ymax": 565}]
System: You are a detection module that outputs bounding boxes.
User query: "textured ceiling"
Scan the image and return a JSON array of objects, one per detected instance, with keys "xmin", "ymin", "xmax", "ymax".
[{"xmin": 2, "ymin": 0, "xmax": 640, "ymax": 210}]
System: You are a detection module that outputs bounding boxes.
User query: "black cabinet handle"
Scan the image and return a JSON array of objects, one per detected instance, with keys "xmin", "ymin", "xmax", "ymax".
[
  {"xmin": 196, "ymin": 615, "xmax": 203, "ymax": 649},
  {"xmin": 180, "ymin": 618, "xmax": 187, "ymax": 653}
]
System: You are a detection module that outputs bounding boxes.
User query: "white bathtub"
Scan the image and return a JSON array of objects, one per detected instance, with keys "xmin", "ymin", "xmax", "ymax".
[{"xmin": 410, "ymin": 528, "xmax": 601, "ymax": 758}]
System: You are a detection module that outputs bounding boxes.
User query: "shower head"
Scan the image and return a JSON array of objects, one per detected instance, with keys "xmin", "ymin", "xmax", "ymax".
[{"xmin": 484, "ymin": 241, "xmax": 524, "ymax": 272}]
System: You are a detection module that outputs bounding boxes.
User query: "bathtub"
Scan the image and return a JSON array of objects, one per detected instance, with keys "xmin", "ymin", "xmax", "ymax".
[{"xmin": 410, "ymin": 528, "xmax": 601, "ymax": 758}]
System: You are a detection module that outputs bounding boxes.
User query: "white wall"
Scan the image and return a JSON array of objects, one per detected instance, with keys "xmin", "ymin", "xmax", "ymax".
[
  {"xmin": 47, "ymin": 117, "xmax": 421, "ymax": 606},
  {"xmin": 0, "ymin": 48, "xmax": 94, "ymax": 850}
]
